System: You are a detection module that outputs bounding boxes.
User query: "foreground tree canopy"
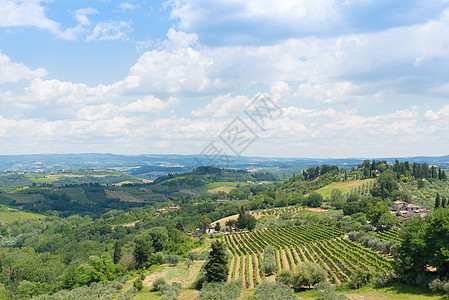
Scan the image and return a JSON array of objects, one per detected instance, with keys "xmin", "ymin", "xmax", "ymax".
[{"xmin": 395, "ymin": 208, "xmax": 449, "ymax": 279}]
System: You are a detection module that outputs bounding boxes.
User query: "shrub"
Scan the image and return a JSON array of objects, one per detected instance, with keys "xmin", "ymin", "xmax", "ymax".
[
  {"xmin": 276, "ymin": 269, "xmax": 293, "ymax": 286},
  {"xmin": 194, "ymin": 275, "xmax": 206, "ymax": 290},
  {"xmin": 152, "ymin": 277, "xmax": 167, "ymax": 291},
  {"xmin": 373, "ymin": 275, "xmax": 394, "ymax": 288},
  {"xmin": 314, "ymin": 281, "xmax": 348, "ymax": 300},
  {"xmin": 254, "ymin": 282, "xmax": 296, "ymax": 300},
  {"xmin": 133, "ymin": 278, "xmax": 143, "ymax": 291},
  {"xmin": 196, "ymin": 281, "xmax": 242, "ymax": 300},
  {"xmin": 187, "ymin": 252, "xmax": 199, "ymax": 261},
  {"xmin": 166, "ymin": 255, "xmax": 179, "ymax": 266},
  {"xmin": 160, "ymin": 282, "xmax": 182, "ymax": 300},
  {"xmin": 291, "ymin": 262, "xmax": 327, "ymax": 289},
  {"xmin": 200, "ymin": 250, "xmax": 209, "ymax": 260}
]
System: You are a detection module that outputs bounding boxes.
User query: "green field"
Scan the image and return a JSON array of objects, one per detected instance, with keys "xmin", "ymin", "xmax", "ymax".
[
  {"xmin": 0, "ymin": 205, "xmax": 45, "ymax": 223},
  {"xmin": 203, "ymin": 181, "xmax": 240, "ymax": 190},
  {"xmin": 315, "ymin": 178, "xmax": 375, "ymax": 198}
]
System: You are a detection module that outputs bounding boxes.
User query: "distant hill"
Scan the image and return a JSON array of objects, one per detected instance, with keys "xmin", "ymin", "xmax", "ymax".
[{"xmin": 0, "ymin": 153, "xmax": 448, "ymax": 179}]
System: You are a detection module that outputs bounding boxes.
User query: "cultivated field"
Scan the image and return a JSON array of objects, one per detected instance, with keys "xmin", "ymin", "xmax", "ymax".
[{"xmin": 224, "ymin": 225, "xmax": 394, "ymax": 289}]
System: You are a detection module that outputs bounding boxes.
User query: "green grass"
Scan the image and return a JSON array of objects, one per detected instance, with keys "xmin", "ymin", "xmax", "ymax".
[
  {"xmin": 292, "ymin": 283, "xmax": 446, "ymax": 300},
  {"xmin": 0, "ymin": 205, "xmax": 45, "ymax": 223},
  {"xmin": 315, "ymin": 178, "xmax": 375, "ymax": 198},
  {"xmin": 203, "ymin": 181, "xmax": 240, "ymax": 190}
]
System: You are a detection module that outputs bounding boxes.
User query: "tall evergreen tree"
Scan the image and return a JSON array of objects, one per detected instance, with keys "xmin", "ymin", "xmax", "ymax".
[
  {"xmin": 442, "ymin": 196, "xmax": 447, "ymax": 209},
  {"xmin": 205, "ymin": 241, "xmax": 228, "ymax": 282},
  {"xmin": 175, "ymin": 220, "xmax": 184, "ymax": 232},
  {"xmin": 113, "ymin": 241, "xmax": 122, "ymax": 264},
  {"xmin": 435, "ymin": 193, "xmax": 441, "ymax": 210}
]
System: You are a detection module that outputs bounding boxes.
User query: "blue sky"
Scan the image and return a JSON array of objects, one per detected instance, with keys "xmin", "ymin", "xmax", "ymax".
[{"xmin": 1, "ymin": 0, "xmax": 449, "ymax": 158}]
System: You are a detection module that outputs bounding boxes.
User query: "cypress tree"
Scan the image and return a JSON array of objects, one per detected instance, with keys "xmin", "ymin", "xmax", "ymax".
[
  {"xmin": 435, "ymin": 193, "xmax": 441, "ymax": 210},
  {"xmin": 205, "ymin": 241, "xmax": 228, "ymax": 282},
  {"xmin": 442, "ymin": 196, "xmax": 447, "ymax": 209},
  {"xmin": 113, "ymin": 241, "xmax": 122, "ymax": 264}
]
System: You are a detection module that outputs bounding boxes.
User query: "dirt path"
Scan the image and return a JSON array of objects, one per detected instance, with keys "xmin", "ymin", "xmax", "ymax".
[
  {"xmin": 234, "ymin": 255, "xmax": 240, "ymax": 280},
  {"xmin": 228, "ymin": 255, "xmax": 235, "ymax": 282},
  {"xmin": 248, "ymin": 255, "xmax": 254, "ymax": 289}
]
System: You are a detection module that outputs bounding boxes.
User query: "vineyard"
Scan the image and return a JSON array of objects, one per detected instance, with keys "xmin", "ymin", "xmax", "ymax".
[
  {"xmin": 224, "ymin": 225, "xmax": 394, "ymax": 288},
  {"xmin": 376, "ymin": 227, "xmax": 402, "ymax": 242}
]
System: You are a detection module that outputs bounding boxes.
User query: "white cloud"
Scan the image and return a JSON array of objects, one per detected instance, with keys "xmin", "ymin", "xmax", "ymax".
[
  {"xmin": 121, "ymin": 46, "xmax": 224, "ymax": 95},
  {"xmin": 118, "ymin": 3, "xmax": 137, "ymax": 10},
  {"xmin": 86, "ymin": 21, "xmax": 132, "ymax": 41},
  {"xmin": 192, "ymin": 94, "xmax": 249, "ymax": 118},
  {"xmin": 0, "ymin": 51, "xmax": 47, "ymax": 84},
  {"xmin": 0, "ymin": 0, "xmax": 60, "ymax": 32},
  {"xmin": 162, "ymin": 28, "xmax": 198, "ymax": 50},
  {"xmin": 167, "ymin": 0, "xmax": 449, "ymax": 45},
  {"xmin": 75, "ymin": 8, "xmax": 99, "ymax": 26}
]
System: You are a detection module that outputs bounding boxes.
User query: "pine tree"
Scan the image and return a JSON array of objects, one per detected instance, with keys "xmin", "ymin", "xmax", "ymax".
[
  {"xmin": 442, "ymin": 196, "xmax": 447, "ymax": 208},
  {"xmin": 435, "ymin": 193, "xmax": 441, "ymax": 210},
  {"xmin": 175, "ymin": 220, "xmax": 184, "ymax": 232},
  {"xmin": 205, "ymin": 241, "xmax": 228, "ymax": 282},
  {"xmin": 113, "ymin": 241, "xmax": 122, "ymax": 264}
]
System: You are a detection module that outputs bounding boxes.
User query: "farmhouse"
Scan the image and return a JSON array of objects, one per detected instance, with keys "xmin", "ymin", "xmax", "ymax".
[{"xmin": 391, "ymin": 201, "xmax": 430, "ymax": 221}]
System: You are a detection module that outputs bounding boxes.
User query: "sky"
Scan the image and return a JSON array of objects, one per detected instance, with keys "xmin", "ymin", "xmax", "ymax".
[{"xmin": 1, "ymin": 0, "xmax": 449, "ymax": 158}]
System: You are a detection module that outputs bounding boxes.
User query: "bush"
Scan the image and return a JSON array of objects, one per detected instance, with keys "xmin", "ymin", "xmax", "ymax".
[
  {"xmin": 152, "ymin": 277, "xmax": 167, "ymax": 291},
  {"xmin": 263, "ymin": 246, "xmax": 278, "ymax": 275},
  {"xmin": 373, "ymin": 275, "xmax": 394, "ymax": 288},
  {"xmin": 194, "ymin": 275, "xmax": 206, "ymax": 290},
  {"xmin": 429, "ymin": 279, "xmax": 444, "ymax": 292},
  {"xmin": 196, "ymin": 281, "xmax": 242, "ymax": 300},
  {"xmin": 133, "ymin": 278, "xmax": 143, "ymax": 291},
  {"xmin": 187, "ymin": 252, "xmax": 200, "ymax": 261},
  {"xmin": 291, "ymin": 262, "xmax": 327, "ymax": 289},
  {"xmin": 166, "ymin": 255, "xmax": 179, "ymax": 266},
  {"xmin": 254, "ymin": 282, "xmax": 296, "ymax": 300},
  {"xmin": 314, "ymin": 281, "xmax": 348, "ymax": 300},
  {"xmin": 160, "ymin": 282, "xmax": 182, "ymax": 300},
  {"xmin": 200, "ymin": 250, "xmax": 209, "ymax": 260},
  {"xmin": 276, "ymin": 269, "xmax": 292, "ymax": 286}
]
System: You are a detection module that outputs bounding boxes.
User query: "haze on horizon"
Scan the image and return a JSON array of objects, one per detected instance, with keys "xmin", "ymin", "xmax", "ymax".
[{"xmin": 1, "ymin": 0, "xmax": 449, "ymax": 158}]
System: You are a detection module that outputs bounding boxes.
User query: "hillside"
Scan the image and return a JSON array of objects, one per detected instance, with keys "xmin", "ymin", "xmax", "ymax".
[{"xmin": 0, "ymin": 160, "xmax": 449, "ymax": 299}]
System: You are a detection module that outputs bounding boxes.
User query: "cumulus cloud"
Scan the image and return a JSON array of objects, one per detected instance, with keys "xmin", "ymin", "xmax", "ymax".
[
  {"xmin": 0, "ymin": 0, "xmax": 60, "ymax": 32},
  {"xmin": 0, "ymin": 51, "xmax": 47, "ymax": 84},
  {"xmin": 120, "ymin": 46, "xmax": 224, "ymax": 95},
  {"xmin": 192, "ymin": 94, "xmax": 249, "ymax": 118}
]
